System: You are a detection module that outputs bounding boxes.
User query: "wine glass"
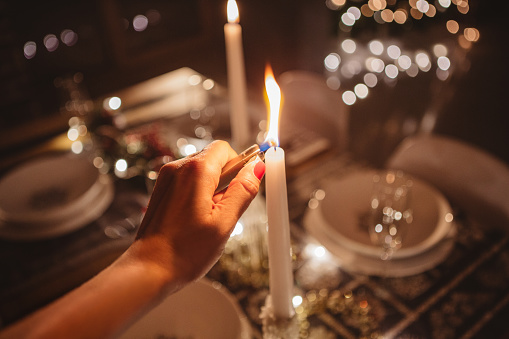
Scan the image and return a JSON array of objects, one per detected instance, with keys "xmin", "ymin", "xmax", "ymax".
[{"xmin": 368, "ymin": 170, "xmax": 413, "ymax": 261}]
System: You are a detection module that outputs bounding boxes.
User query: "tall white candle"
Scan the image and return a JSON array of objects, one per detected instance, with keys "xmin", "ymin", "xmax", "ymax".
[
  {"xmin": 224, "ymin": 0, "xmax": 250, "ymax": 150},
  {"xmin": 265, "ymin": 146, "xmax": 295, "ymax": 319},
  {"xmin": 264, "ymin": 68, "xmax": 294, "ymax": 319}
]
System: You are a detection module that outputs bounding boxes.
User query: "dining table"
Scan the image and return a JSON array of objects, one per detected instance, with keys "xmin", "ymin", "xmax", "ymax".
[
  {"xmin": 1, "ymin": 0, "xmax": 509, "ymax": 337},
  {"xmin": 0, "ymin": 72, "xmax": 508, "ymax": 339}
]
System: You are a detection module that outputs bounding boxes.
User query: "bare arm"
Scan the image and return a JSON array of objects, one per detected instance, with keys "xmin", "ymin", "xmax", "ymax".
[{"xmin": 0, "ymin": 140, "xmax": 265, "ymax": 339}]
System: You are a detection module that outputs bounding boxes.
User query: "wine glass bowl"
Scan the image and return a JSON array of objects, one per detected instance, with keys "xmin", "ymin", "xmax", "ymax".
[{"xmin": 368, "ymin": 170, "xmax": 413, "ymax": 261}]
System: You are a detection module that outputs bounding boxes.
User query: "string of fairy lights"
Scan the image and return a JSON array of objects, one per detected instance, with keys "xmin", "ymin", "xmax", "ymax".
[{"xmin": 323, "ymin": 0, "xmax": 480, "ymax": 105}]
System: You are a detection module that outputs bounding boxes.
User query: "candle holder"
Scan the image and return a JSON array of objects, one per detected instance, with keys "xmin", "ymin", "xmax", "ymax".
[
  {"xmin": 260, "ymin": 296, "xmax": 299, "ymax": 339},
  {"xmin": 260, "ymin": 287, "xmax": 380, "ymax": 339}
]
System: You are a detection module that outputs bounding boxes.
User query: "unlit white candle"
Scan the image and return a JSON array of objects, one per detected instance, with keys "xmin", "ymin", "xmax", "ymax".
[
  {"xmin": 265, "ymin": 146, "xmax": 294, "ymax": 319},
  {"xmin": 224, "ymin": 0, "xmax": 250, "ymax": 150}
]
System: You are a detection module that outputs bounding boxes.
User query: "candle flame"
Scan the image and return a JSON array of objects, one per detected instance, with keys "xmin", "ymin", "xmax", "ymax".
[
  {"xmin": 264, "ymin": 65, "xmax": 282, "ymax": 147},
  {"xmin": 227, "ymin": 0, "xmax": 239, "ymax": 23}
]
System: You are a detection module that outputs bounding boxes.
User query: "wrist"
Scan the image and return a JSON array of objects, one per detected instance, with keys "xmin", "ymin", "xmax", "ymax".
[{"xmin": 118, "ymin": 238, "xmax": 184, "ymax": 294}]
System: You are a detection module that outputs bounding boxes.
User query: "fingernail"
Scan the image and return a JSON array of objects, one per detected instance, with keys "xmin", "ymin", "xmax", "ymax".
[{"xmin": 253, "ymin": 159, "xmax": 265, "ymax": 180}]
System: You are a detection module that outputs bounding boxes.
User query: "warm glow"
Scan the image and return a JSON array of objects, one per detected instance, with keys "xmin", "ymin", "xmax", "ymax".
[
  {"xmin": 133, "ymin": 15, "xmax": 148, "ymax": 32},
  {"xmin": 108, "ymin": 97, "xmax": 122, "ymax": 110},
  {"xmin": 324, "ymin": 53, "xmax": 341, "ymax": 71},
  {"xmin": 71, "ymin": 141, "xmax": 83, "ymax": 154},
  {"xmin": 230, "ymin": 221, "xmax": 244, "ymax": 237},
  {"xmin": 341, "ymin": 39, "xmax": 357, "ymax": 53},
  {"xmin": 447, "ymin": 20, "xmax": 460, "ymax": 34},
  {"xmin": 347, "ymin": 7, "xmax": 361, "ymax": 20},
  {"xmin": 264, "ymin": 66, "xmax": 282, "ymax": 146},
  {"xmin": 464, "ymin": 27, "xmax": 480, "ymax": 42},
  {"xmin": 354, "ymin": 83, "xmax": 369, "ymax": 98},
  {"xmin": 369, "ymin": 40, "xmax": 384, "ymax": 55},
  {"xmin": 44, "ymin": 34, "xmax": 59, "ymax": 52},
  {"xmin": 381, "ymin": 9, "xmax": 394, "ymax": 22},
  {"xmin": 292, "ymin": 295, "xmax": 303, "ymax": 307},
  {"xmin": 385, "ymin": 64, "xmax": 399, "ymax": 78},
  {"xmin": 342, "ymin": 90, "xmax": 356, "ymax": 105},
  {"xmin": 23, "ymin": 41, "xmax": 37, "ymax": 59},
  {"xmin": 341, "ymin": 12, "xmax": 356, "ymax": 26},
  {"xmin": 227, "ymin": 0, "xmax": 239, "ymax": 23},
  {"xmin": 394, "ymin": 9, "xmax": 407, "ymax": 24},
  {"xmin": 115, "ymin": 159, "xmax": 128, "ymax": 172},
  {"xmin": 60, "ymin": 29, "xmax": 78, "ymax": 46},
  {"xmin": 387, "ymin": 45, "xmax": 401, "ymax": 59},
  {"xmin": 364, "ymin": 73, "xmax": 378, "ymax": 87}
]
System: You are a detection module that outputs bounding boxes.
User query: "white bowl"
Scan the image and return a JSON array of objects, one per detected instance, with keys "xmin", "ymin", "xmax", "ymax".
[
  {"xmin": 0, "ymin": 153, "xmax": 114, "ymax": 240},
  {"xmin": 0, "ymin": 153, "xmax": 105, "ymax": 225},
  {"xmin": 311, "ymin": 170, "xmax": 454, "ymax": 259},
  {"xmin": 118, "ymin": 278, "xmax": 251, "ymax": 339}
]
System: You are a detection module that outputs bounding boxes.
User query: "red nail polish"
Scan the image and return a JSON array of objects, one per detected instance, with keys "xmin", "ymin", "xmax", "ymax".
[{"xmin": 254, "ymin": 160, "xmax": 266, "ymax": 180}]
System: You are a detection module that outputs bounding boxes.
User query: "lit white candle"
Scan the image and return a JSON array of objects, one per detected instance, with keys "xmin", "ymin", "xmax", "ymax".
[
  {"xmin": 264, "ymin": 67, "xmax": 294, "ymax": 319},
  {"xmin": 224, "ymin": 0, "xmax": 250, "ymax": 150}
]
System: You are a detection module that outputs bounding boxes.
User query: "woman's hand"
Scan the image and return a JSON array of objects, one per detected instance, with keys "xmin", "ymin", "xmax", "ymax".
[{"xmin": 126, "ymin": 140, "xmax": 265, "ymax": 285}]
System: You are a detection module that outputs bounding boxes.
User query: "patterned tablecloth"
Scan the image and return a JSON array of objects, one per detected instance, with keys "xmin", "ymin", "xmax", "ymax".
[
  {"xmin": 210, "ymin": 157, "xmax": 509, "ymax": 339},
  {"xmin": 0, "ymin": 157, "xmax": 508, "ymax": 338}
]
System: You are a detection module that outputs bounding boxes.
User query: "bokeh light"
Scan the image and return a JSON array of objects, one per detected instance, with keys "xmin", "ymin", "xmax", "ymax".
[
  {"xmin": 133, "ymin": 15, "xmax": 149, "ymax": 32},
  {"xmin": 108, "ymin": 97, "xmax": 122, "ymax": 110},
  {"xmin": 433, "ymin": 44, "xmax": 448, "ymax": 57},
  {"xmin": 369, "ymin": 58, "xmax": 385, "ymax": 73},
  {"xmin": 326, "ymin": 76, "xmax": 341, "ymax": 90},
  {"xmin": 381, "ymin": 9, "xmax": 394, "ymax": 22},
  {"xmin": 385, "ymin": 64, "xmax": 399, "ymax": 78},
  {"xmin": 23, "ymin": 41, "xmax": 37, "ymax": 59},
  {"xmin": 347, "ymin": 7, "xmax": 361, "ymax": 20},
  {"xmin": 387, "ymin": 45, "xmax": 401, "ymax": 59},
  {"xmin": 394, "ymin": 9, "xmax": 408, "ymax": 24},
  {"xmin": 342, "ymin": 90, "xmax": 357, "ymax": 105},
  {"xmin": 324, "ymin": 53, "xmax": 341, "ymax": 71},
  {"xmin": 368, "ymin": 0, "xmax": 387, "ymax": 11},
  {"xmin": 341, "ymin": 12, "xmax": 356, "ymax": 26},
  {"xmin": 398, "ymin": 55, "xmax": 412, "ymax": 70},
  {"xmin": 446, "ymin": 20, "xmax": 459, "ymax": 34},
  {"xmin": 341, "ymin": 39, "xmax": 357, "ymax": 53},
  {"xmin": 354, "ymin": 83, "xmax": 369, "ymax": 98},
  {"xmin": 437, "ymin": 56, "xmax": 451, "ymax": 70},
  {"xmin": 464, "ymin": 27, "xmax": 480, "ymax": 42},
  {"xmin": 368, "ymin": 40, "xmax": 384, "ymax": 55},
  {"xmin": 43, "ymin": 34, "xmax": 59, "ymax": 52},
  {"xmin": 60, "ymin": 29, "xmax": 78, "ymax": 46},
  {"xmin": 416, "ymin": 0, "xmax": 430, "ymax": 13},
  {"xmin": 71, "ymin": 141, "xmax": 83, "ymax": 154},
  {"xmin": 364, "ymin": 73, "xmax": 378, "ymax": 87},
  {"xmin": 438, "ymin": 0, "xmax": 451, "ymax": 8},
  {"xmin": 415, "ymin": 52, "xmax": 431, "ymax": 71}
]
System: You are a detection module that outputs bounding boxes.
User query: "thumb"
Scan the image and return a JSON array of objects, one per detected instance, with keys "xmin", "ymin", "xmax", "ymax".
[{"xmin": 213, "ymin": 157, "xmax": 265, "ymax": 228}]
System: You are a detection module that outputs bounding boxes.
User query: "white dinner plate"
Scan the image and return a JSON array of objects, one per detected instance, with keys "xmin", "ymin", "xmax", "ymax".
[
  {"xmin": 304, "ymin": 212, "xmax": 456, "ymax": 277},
  {"xmin": 315, "ymin": 170, "xmax": 454, "ymax": 259},
  {"xmin": 0, "ymin": 153, "xmax": 105, "ymax": 224},
  {"xmin": 0, "ymin": 153, "xmax": 114, "ymax": 241},
  {"xmin": 118, "ymin": 278, "xmax": 252, "ymax": 339},
  {"xmin": 303, "ymin": 170, "xmax": 457, "ymax": 277}
]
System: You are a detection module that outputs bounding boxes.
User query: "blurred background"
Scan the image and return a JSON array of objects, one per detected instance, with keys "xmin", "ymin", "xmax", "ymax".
[
  {"xmin": 1, "ymin": 1, "xmax": 509, "ymax": 335},
  {"xmin": 1, "ymin": 0, "xmax": 507, "ymax": 167}
]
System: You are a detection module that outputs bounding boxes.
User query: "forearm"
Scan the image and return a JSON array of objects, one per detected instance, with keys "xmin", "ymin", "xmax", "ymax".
[{"xmin": 0, "ymin": 242, "xmax": 176, "ymax": 339}]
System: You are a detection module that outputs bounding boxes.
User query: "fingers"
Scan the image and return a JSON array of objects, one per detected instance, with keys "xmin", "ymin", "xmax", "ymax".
[
  {"xmin": 213, "ymin": 157, "xmax": 265, "ymax": 230},
  {"xmin": 188, "ymin": 140, "xmax": 239, "ymax": 194},
  {"xmin": 139, "ymin": 141, "xmax": 238, "ymax": 231},
  {"xmin": 160, "ymin": 140, "xmax": 237, "ymax": 199}
]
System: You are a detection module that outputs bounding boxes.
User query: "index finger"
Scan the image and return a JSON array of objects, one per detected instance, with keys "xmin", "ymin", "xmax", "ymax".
[{"xmin": 193, "ymin": 140, "xmax": 239, "ymax": 196}]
